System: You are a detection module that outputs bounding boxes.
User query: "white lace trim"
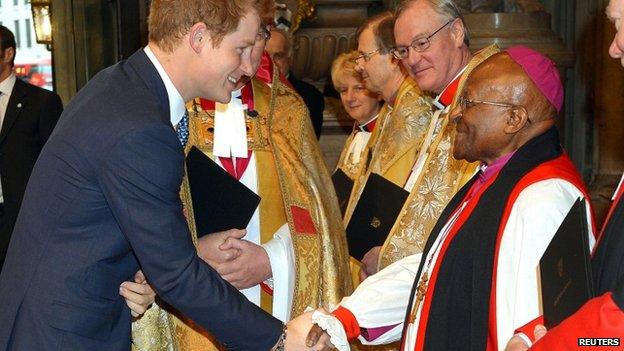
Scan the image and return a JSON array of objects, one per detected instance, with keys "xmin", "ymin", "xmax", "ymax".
[{"xmin": 311, "ymin": 310, "xmax": 350, "ymax": 351}]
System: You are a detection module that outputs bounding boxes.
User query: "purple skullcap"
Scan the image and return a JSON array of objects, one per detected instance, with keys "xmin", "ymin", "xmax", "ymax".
[{"xmin": 505, "ymin": 46, "xmax": 563, "ymax": 113}]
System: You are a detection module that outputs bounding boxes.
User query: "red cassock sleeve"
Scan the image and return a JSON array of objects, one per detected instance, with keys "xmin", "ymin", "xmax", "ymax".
[{"xmin": 529, "ymin": 292, "xmax": 624, "ymax": 350}]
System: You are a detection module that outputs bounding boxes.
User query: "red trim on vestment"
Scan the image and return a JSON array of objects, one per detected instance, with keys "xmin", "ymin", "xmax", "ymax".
[
  {"xmin": 438, "ymin": 75, "xmax": 462, "ymax": 107},
  {"xmin": 260, "ymin": 282, "xmax": 274, "ymax": 296},
  {"xmin": 200, "ymin": 98, "xmax": 215, "ymax": 111},
  {"xmin": 218, "ymin": 150, "xmax": 253, "ymax": 181},
  {"xmin": 332, "ymin": 306, "xmax": 361, "ymax": 340},
  {"xmin": 255, "ymin": 52, "xmax": 274, "ymax": 86},
  {"xmin": 529, "ymin": 292, "xmax": 624, "ymax": 350},
  {"xmin": 413, "ymin": 172, "xmax": 500, "ymax": 351},
  {"xmin": 412, "ymin": 154, "xmax": 593, "ymax": 351},
  {"xmin": 364, "ymin": 119, "xmax": 377, "ymax": 132},
  {"xmin": 290, "ymin": 206, "xmax": 317, "ymax": 235},
  {"xmin": 515, "ymin": 316, "xmax": 545, "ymax": 344},
  {"xmin": 486, "ymin": 154, "xmax": 594, "ymax": 350}
]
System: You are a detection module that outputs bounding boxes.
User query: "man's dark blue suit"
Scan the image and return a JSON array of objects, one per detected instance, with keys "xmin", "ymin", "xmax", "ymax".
[{"xmin": 0, "ymin": 50, "xmax": 282, "ymax": 350}]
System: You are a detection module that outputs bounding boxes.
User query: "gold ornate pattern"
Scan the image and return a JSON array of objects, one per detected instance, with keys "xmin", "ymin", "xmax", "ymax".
[
  {"xmin": 131, "ymin": 301, "xmax": 178, "ymax": 351},
  {"xmin": 370, "ymin": 79, "xmax": 434, "ymax": 178},
  {"xmin": 335, "ymin": 132, "xmax": 360, "ymax": 180},
  {"xmin": 267, "ymin": 73, "xmax": 352, "ymax": 314},
  {"xmin": 291, "ymin": 0, "xmax": 315, "ymax": 33},
  {"xmin": 378, "ymin": 44, "xmax": 501, "ymax": 269},
  {"xmin": 343, "ymin": 78, "xmax": 433, "ymax": 226}
]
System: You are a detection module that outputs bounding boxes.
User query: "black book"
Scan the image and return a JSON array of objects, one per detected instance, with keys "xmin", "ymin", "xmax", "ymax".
[
  {"xmin": 185, "ymin": 146, "xmax": 261, "ymax": 237},
  {"xmin": 332, "ymin": 168, "xmax": 354, "ymax": 217},
  {"xmin": 346, "ymin": 173, "xmax": 409, "ymax": 261},
  {"xmin": 539, "ymin": 198, "xmax": 594, "ymax": 329}
]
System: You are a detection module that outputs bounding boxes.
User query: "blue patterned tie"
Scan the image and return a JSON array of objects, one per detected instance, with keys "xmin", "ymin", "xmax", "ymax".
[{"xmin": 176, "ymin": 110, "xmax": 189, "ymax": 148}]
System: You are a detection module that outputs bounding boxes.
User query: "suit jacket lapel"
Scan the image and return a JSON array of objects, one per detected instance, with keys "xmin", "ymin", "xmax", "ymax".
[{"xmin": 0, "ymin": 79, "xmax": 27, "ymax": 146}]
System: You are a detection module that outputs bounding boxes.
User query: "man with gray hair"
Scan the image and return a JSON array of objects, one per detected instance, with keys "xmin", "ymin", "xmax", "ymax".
[
  {"xmin": 266, "ymin": 27, "xmax": 325, "ymax": 138},
  {"xmin": 347, "ymin": 0, "xmax": 499, "ymax": 285}
]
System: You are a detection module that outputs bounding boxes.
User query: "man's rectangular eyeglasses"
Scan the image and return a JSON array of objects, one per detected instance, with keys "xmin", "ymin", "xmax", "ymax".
[
  {"xmin": 351, "ymin": 48, "xmax": 382, "ymax": 64},
  {"xmin": 391, "ymin": 19, "xmax": 454, "ymax": 60}
]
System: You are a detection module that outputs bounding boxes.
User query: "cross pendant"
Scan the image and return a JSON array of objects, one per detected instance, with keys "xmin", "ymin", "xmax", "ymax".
[{"xmin": 408, "ymin": 271, "xmax": 429, "ymax": 324}]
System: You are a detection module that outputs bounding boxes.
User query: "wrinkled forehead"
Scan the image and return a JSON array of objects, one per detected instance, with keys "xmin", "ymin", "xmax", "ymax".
[
  {"xmin": 394, "ymin": 3, "xmax": 446, "ymax": 45},
  {"xmin": 464, "ymin": 57, "xmax": 527, "ymax": 97}
]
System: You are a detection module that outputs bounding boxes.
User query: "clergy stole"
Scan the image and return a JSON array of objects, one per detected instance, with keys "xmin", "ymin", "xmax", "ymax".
[{"xmin": 402, "ymin": 127, "xmax": 589, "ymax": 351}]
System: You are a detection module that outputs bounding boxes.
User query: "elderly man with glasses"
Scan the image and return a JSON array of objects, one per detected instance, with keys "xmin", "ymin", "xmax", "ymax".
[
  {"xmin": 339, "ymin": 11, "xmax": 435, "ymax": 283},
  {"xmin": 348, "ymin": 0, "xmax": 500, "ymax": 292},
  {"xmin": 293, "ymin": 46, "xmax": 596, "ymax": 351}
]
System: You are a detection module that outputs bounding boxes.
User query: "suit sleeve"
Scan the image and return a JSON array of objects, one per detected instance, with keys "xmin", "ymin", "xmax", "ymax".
[
  {"xmin": 38, "ymin": 91, "xmax": 63, "ymax": 145},
  {"xmin": 98, "ymin": 125, "xmax": 282, "ymax": 350}
]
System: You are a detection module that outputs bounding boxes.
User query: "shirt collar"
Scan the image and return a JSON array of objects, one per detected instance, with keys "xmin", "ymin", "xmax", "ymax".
[
  {"xmin": 433, "ymin": 65, "xmax": 468, "ymax": 110},
  {"xmin": 144, "ymin": 46, "xmax": 186, "ymax": 127},
  {"xmin": 357, "ymin": 114, "xmax": 379, "ymax": 132},
  {"xmin": 0, "ymin": 73, "xmax": 17, "ymax": 96},
  {"xmin": 613, "ymin": 172, "xmax": 624, "ymax": 201},
  {"xmin": 479, "ymin": 151, "xmax": 516, "ymax": 184}
]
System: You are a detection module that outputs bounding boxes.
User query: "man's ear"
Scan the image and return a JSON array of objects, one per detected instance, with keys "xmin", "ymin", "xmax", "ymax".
[
  {"xmin": 189, "ymin": 22, "xmax": 208, "ymax": 53},
  {"xmin": 1, "ymin": 47, "xmax": 15, "ymax": 64},
  {"xmin": 504, "ymin": 107, "xmax": 529, "ymax": 134},
  {"xmin": 449, "ymin": 19, "xmax": 465, "ymax": 48}
]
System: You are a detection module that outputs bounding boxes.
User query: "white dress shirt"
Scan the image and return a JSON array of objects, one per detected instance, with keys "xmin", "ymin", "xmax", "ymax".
[{"xmin": 0, "ymin": 73, "xmax": 17, "ymax": 203}]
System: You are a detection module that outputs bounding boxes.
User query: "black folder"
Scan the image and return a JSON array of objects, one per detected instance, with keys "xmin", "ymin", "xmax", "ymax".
[
  {"xmin": 539, "ymin": 198, "xmax": 594, "ymax": 329},
  {"xmin": 345, "ymin": 173, "xmax": 409, "ymax": 261},
  {"xmin": 332, "ymin": 168, "xmax": 354, "ymax": 217},
  {"xmin": 185, "ymin": 146, "xmax": 261, "ymax": 237}
]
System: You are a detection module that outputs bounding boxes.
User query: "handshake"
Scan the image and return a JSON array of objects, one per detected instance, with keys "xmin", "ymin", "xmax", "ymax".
[{"xmin": 276, "ymin": 309, "xmax": 348, "ymax": 351}]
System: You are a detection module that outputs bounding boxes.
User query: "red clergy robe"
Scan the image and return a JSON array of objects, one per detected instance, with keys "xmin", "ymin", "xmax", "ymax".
[
  {"xmin": 525, "ymin": 176, "xmax": 624, "ymax": 350},
  {"xmin": 402, "ymin": 127, "xmax": 593, "ymax": 351}
]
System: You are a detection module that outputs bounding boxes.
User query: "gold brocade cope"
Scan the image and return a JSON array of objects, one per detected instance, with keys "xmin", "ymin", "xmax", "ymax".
[
  {"xmin": 377, "ymin": 44, "xmax": 501, "ymax": 269},
  {"xmin": 265, "ymin": 74, "xmax": 352, "ymax": 316},
  {"xmin": 343, "ymin": 78, "xmax": 434, "ymax": 226},
  {"xmin": 132, "ymin": 74, "xmax": 352, "ymax": 350}
]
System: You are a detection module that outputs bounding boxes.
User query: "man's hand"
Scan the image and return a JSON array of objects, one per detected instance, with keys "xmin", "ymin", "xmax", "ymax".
[
  {"xmin": 360, "ymin": 246, "xmax": 381, "ymax": 281},
  {"xmin": 504, "ymin": 325, "xmax": 547, "ymax": 351},
  {"xmin": 305, "ymin": 324, "xmax": 330, "ymax": 349},
  {"xmin": 213, "ymin": 238, "xmax": 272, "ymax": 289},
  {"xmin": 197, "ymin": 228, "xmax": 246, "ymax": 266},
  {"xmin": 119, "ymin": 270, "xmax": 156, "ymax": 317},
  {"xmin": 283, "ymin": 311, "xmax": 334, "ymax": 351}
]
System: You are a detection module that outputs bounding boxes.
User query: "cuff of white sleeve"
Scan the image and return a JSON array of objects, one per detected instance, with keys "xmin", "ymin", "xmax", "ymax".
[
  {"xmin": 311, "ymin": 311, "xmax": 350, "ymax": 351},
  {"xmin": 515, "ymin": 333, "xmax": 532, "ymax": 348}
]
